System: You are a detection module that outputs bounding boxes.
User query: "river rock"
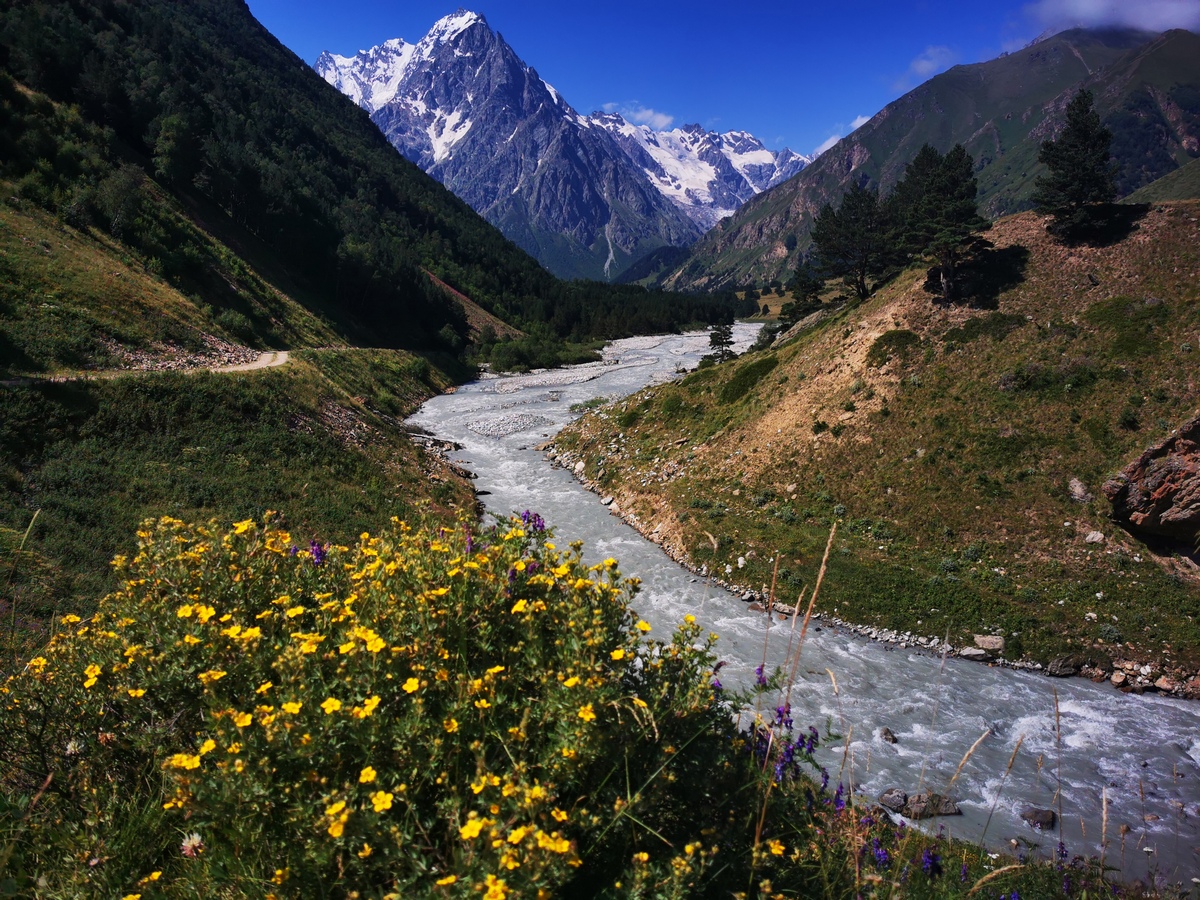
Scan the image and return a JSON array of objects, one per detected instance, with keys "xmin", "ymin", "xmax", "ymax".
[
  {"xmin": 878, "ymin": 788, "xmax": 907, "ymax": 813},
  {"xmin": 1154, "ymin": 675, "xmax": 1179, "ymax": 693},
  {"xmin": 574, "ymin": 461, "xmax": 585, "ymax": 475},
  {"xmin": 1084, "ymin": 530, "xmax": 1106, "ymax": 544},
  {"xmin": 1102, "ymin": 413, "xmax": 1200, "ymax": 542},
  {"xmin": 1183, "ymin": 678, "xmax": 1200, "ymax": 700},
  {"xmin": 974, "ymin": 635, "xmax": 1006, "ymax": 653},
  {"xmin": 1020, "ymin": 807, "xmax": 1058, "ymax": 830},
  {"xmin": 902, "ymin": 792, "xmax": 961, "ymax": 819},
  {"xmin": 958, "ymin": 647, "xmax": 990, "ymax": 661},
  {"xmin": 1111, "ymin": 671, "xmax": 1128, "ymax": 687},
  {"xmin": 880, "ymin": 727, "xmax": 898, "ymax": 744},
  {"xmin": 1046, "ymin": 656, "xmax": 1078, "ymax": 677}
]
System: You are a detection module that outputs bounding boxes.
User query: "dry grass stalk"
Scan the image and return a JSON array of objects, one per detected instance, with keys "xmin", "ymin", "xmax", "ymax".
[
  {"xmin": 965, "ymin": 864, "xmax": 1024, "ymax": 896},
  {"xmin": 979, "ymin": 734, "xmax": 1026, "ymax": 849},
  {"xmin": 783, "ymin": 523, "xmax": 836, "ymax": 708}
]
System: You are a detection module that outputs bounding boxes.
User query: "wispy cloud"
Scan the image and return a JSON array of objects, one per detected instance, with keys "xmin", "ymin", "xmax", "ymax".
[
  {"xmin": 812, "ymin": 113, "xmax": 871, "ymax": 157},
  {"xmin": 1026, "ymin": 0, "xmax": 1200, "ymax": 32},
  {"xmin": 813, "ymin": 134, "xmax": 842, "ymax": 156},
  {"xmin": 601, "ymin": 101, "xmax": 674, "ymax": 130},
  {"xmin": 892, "ymin": 45, "xmax": 958, "ymax": 92}
]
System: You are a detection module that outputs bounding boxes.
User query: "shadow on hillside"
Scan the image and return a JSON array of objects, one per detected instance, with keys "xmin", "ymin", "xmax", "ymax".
[
  {"xmin": 1059, "ymin": 203, "xmax": 1150, "ymax": 248},
  {"xmin": 928, "ymin": 244, "xmax": 1031, "ymax": 310}
]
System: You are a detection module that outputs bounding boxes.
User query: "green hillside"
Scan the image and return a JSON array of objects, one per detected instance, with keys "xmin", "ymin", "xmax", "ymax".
[
  {"xmin": 1125, "ymin": 155, "xmax": 1200, "ymax": 201},
  {"xmin": 665, "ymin": 28, "xmax": 1200, "ymax": 292},
  {"xmin": 557, "ymin": 203, "xmax": 1200, "ymax": 675}
]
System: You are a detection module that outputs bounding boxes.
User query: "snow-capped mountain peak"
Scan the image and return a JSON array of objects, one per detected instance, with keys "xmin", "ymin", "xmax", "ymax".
[{"xmin": 587, "ymin": 113, "xmax": 811, "ymax": 230}]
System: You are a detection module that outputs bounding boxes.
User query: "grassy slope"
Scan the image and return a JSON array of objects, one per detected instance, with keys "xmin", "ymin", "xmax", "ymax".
[
  {"xmin": 557, "ymin": 203, "xmax": 1200, "ymax": 673},
  {"xmin": 1126, "ymin": 156, "xmax": 1200, "ymax": 202},
  {"xmin": 0, "ymin": 349, "xmax": 474, "ymax": 663}
]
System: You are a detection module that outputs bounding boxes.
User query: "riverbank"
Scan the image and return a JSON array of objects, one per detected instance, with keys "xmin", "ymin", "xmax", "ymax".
[{"xmin": 540, "ymin": 436, "xmax": 1200, "ymax": 702}]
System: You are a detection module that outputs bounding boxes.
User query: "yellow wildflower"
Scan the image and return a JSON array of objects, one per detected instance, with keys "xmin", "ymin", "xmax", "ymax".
[
  {"xmin": 436, "ymin": 875, "xmax": 457, "ymax": 886},
  {"xmin": 256, "ymin": 681, "xmax": 273, "ymax": 694},
  {"xmin": 195, "ymin": 605, "xmax": 216, "ymax": 623},
  {"xmin": 357, "ymin": 844, "xmax": 372, "ymax": 858},
  {"xmin": 233, "ymin": 712, "xmax": 253, "ymax": 728},
  {"xmin": 610, "ymin": 648, "xmax": 626, "ymax": 661},
  {"xmin": 510, "ymin": 599, "xmax": 528, "ymax": 614},
  {"xmin": 459, "ymin": 816, "xmax": 490, "ymax": 839},
  {"xmin": 183, "ymin": 635, "xmax": 201, "ymax": 645},
  {"xmin": 684, "ymin": 614, "xmax": 696, "ymax": 624},
  {"xmin": 198, "ymin": 739, "xmax": 216, "ymax": 756},
  {"xmin": 167, "ymin": 753, "xmax": 201, "ymax": 770},
  {"xmin": 635, "ymin": 620, "xmax": 651, "ymax": 632},
  {"xmin": 339, "ymin": 641, "xmax": 356, "ymax": 654},
  {"xmin": 536, "ymin": 830, "xmax": 572, "ymax": 853},
  {"xmin": 370, "ymin": 790, "xmax": 393, "ymax": 813},
  {"xmin": 563, "ymin": 676, "xmax": 580, "ymax": 688},
  {"xmin": 577, "ymin": 704, "xmax": 596, "ymax": 723},
  {"xmin": 320, "ymin": 697, "xmax": 342, "ymax": 715},
  {"xmin": 176, "ymin": 605, "xmax": 194, "ymax": 619},
  {"xmin": 240, "ymin": 627, "xmax": 262, "ymax": 641},
  {"xmin": 402, "ymin": 677, "xmax": 419, "ymax": 694},
  {"xmin": 768, "ymin": 839, "xmax": 785, "ymax": 856},
  {"xmin": 474, "ymin": 699, "xmax": 491, "ymax": 709},
  {"xmin": 483, "ymin": 874, "xmax": 509, "ymax": 899},
  {"xmin": 325, "ymin": 800, "xmax": 346, "ymax": 816},
  {"xmin": 198, "ymin": 670, "xmax": 227, "ymax": 685},
  {"xmin": 282, "ymin": 701, "xmax": 302, "ymax": 714},
  {"xmin": 352, "ymin": 695, "xmax": 381, "ymax": 718},
  {"xmin": 127, "ymin": 688, "xmax": 146, "ymax": 698},
  {"xmin": 507, "ymin": 825, "xmax": 530, "ymax": 844},
  {"xmin": 552, "ymin": 808, "xmax": 568, "ymax": 822},
  {"xmin": 233, "ymin": 519, "xmax": 255, "ymax": 534},
  {"xmin": 444, "ymin": 718, "xmax": 459, "ymax": 733},
  {"xmin": 285, "ymin": 606, "xmax": 306, "ymax": 618},
  {"xmin": 365, "ymin": 635, "xmax": 385, "ymax": 653},
  {"xmin": 83, "ymin": 664, "xmax": 102, "ymax": 688},
  {"xmin": 221, "ymin": 625, "xmax": 242, "ymax": 638},
  {"xmin": 359, "ymin": 766, "xmax": 377, "ymax": 784}
]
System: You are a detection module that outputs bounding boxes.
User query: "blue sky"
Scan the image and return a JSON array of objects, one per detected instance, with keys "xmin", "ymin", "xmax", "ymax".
[{"xmin": 247, "ymin": 0, "xmax": 1200, "ymax": 156}]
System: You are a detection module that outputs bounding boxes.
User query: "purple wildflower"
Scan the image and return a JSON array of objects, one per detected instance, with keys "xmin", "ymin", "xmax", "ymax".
[
  {"xmin": 520, "ymin": 510, "xmax": 546, "ymax": 532},
  {"xmin": 288, "ymin": 545, "xmax": 298, "ymax": 557},
  {"xmin": 960, "ymin": 861, "xmax": 969, "ymax": 882},
  {"xmin": 872, "ymin": 838, "xmax": 890, "ymax": 870},
  {"xmin": 712, "ymin": 677, "xmax": 723, "ymax": 692},
  {"xmin": 464, "ymin": 528, "xmax": 474, "ymax": 554},
  {"xmin": 921, "ymin": 848, "xmax": 942, "ymax": 879},
  {"xmin": 310, "ymin": 540, "xmax": 326, "ymax": 567},
  {"xmin": 833, "ymin": 782, "xmax": 846, "ymax": 812},
  {"xmin": 755, "ymin": 664, "xmax": 767, "ymax": 687},
  {"xmin": 820, "ymin": 767, "xmax": 829, "ymax": 792}
]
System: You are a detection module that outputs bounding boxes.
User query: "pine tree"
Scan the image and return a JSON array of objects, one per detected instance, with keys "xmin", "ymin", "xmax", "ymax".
[
  {"xmin": 1032, "ymin": 89, "xmax": 1117, "ymax": 239},
  {"xmin": 708, "ymin": 322, "xmax": 735, "ymax": 362},
  {"xmin": 810, "ymin": 182, "xmax": 887, "ymax": 300}
]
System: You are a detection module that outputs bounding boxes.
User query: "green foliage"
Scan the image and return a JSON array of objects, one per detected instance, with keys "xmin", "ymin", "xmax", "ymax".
[
  {"xmin": 866, "ymin": 329, "xmax": 921, "ymax": 367},
  {"xmin": 718, "ymin": 356, "xmax": 778, "ymax": 404},
  {"xmin": 1033, "ymin": 89, "xmax": 1118, "ymax": 240},
  {"xmin": 1084, "ymin": 295, "xmax": 1170, "ymax": 358},
  {"xmin": 941, "ymin": 312, "xmax": 1027, "ymax": 345},
  {"xmin": 707, "ymin": 322, "xmax": 735, "ymax": 363},
  {"xmin": 810, "ymin": 183, "xmax": 887, "ymax": 300}
]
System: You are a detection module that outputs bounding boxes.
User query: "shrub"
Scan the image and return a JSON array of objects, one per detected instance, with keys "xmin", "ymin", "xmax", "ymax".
[
  {"xmin": 718, "ymin": 356, "xmax": 778, "ymax": 404},
  {"xmin": 865, "ymin": 329, "xmax": 920, "ymax": 368}
]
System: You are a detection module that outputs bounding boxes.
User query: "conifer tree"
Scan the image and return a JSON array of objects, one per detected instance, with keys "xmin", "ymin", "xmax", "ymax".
[
  {"xmin": 708, "ymin": 322, "xmax": 735, "ymax": 362},
  {"xmin": 1032, "ymin": 89, "xmax": 1117, "ymax": 239},
  {"xmin": 810, "ymin": 182, "xmax": 887, "ymax": 300}
]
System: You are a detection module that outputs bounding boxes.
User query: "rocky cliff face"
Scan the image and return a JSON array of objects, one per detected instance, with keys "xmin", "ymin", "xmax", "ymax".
[
  {"xmin": 315, "ymin": 11, "xmax": 700, "ymax": 280},
  {"xmin": 1104, "ymin": 413, "xmax": 1200, "ymax": 544}
]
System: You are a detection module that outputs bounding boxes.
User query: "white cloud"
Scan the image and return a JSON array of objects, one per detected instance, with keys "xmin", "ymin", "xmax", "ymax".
[
  {"xmin": 813, "ymin": 134, "xmax": 842, "ymax": 156},
  {"xmin": 850, "ymin": 114, "xmax": 871, "ymax": 130},
  {"xmin": 1026, "ymin": 0, "xmax": 1200, "ymax": 32},
  {"xmin": 892, "ymin": 45, "xmax": 958, "ymax": 91},
  {"xmin": 601, "ymin": 102, "xmax": 674, "ymax": 130}
]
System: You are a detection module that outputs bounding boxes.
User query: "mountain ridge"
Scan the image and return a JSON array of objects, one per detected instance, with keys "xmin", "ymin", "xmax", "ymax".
[
  {"xmin": 315, "ymin": 10, "xmax": 808, "ymax": 280},
  {"xmin": 660, "ymin": 27, "xmax": 1200, "ymax": 292}
]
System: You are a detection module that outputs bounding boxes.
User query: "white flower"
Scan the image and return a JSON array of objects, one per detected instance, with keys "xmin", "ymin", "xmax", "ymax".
[{"xmin": 181, "ymin": 832, "xmax": 204, "ymax": 858}]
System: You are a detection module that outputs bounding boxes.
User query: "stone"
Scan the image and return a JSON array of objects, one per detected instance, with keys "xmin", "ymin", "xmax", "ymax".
[
  {"xmin": 1046, "ymin": 656, "xmax": 1078, "ymax": 678},
  {"xmin": 880, "ymin": 727, "xmax": 898, "ymax": 744},
  {"xmin": 1020, "ymin": 807, "xmax": 1058, "ymax": 830},
  {"xmin": 1183, "ymin": 678, "xmax": 1200, "ymax": 701},
  {"xmin": 1154, "ymin": 675, "xmax": 1179, "ymax": 693},
  {"xmin": 573, "ymin": 461, "xmax": 585, "ymax": 475},
  {"xmin": 974, "ymin": 635, "xmax": 1006, "ymax": 653},
  {"xmin": 878, "ymin": 789, "xmax": 907, "ymax": 813},
  {"xmin": 1103, "ymin": 413, "xmax": 1200, "ymax": 542},
  {"xmin": 1085, "ymin": 531, "xmax": 1105, "ymax": 544},
  {"xmin": 1110, "ymin": 671, "xmax": 1128, "ymax": 687},
  {"xmin": 1069, "ymin": 478, "xmax": 1093, "ymax": 503},
  {"xmin": 958, "ymin": 647, "xmax": 990, "ymax": 661},
  {"xmin": 902, "ymin": 792, "xmax": 961, "ymax": 819},
  {"xmin": 600, "ymin": 496, "xmax": 613, "ymax": 506}
]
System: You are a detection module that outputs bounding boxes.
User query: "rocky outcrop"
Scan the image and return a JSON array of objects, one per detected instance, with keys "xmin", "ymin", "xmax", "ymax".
[
  {"xmin": 878, "ymin": 788, "xmax": 907, "ymax": 812},
  {"xmin": 1020, "ymin": 807, "xmax": 1058, "ymax": 830},
  {"xmin": 1103, "ymin": 413, "xmax": 1200, "ymax": 543},
  {"xmin": 902, "ymin": 793, "xmax": 961, "ymax": 819}
]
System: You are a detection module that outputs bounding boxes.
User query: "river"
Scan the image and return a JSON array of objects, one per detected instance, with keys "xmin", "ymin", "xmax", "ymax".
[{"xmin": 408, "ymin": 327, "xmax": 1200, "ymax": 883}]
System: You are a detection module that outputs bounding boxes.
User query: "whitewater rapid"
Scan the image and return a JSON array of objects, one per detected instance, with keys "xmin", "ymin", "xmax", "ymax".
[{"xmin": 408, "ymin": 328, "xmax": 1200, "ymax": 882}]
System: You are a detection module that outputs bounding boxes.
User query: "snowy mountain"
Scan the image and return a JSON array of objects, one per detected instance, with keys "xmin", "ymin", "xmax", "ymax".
[
  {"xmin": 315, "ymin": 10, "xmax": 805, "ymax": 280},
  {"xmin": 587, "ymin": 115, "xmax": 810, "ymax": 231}
]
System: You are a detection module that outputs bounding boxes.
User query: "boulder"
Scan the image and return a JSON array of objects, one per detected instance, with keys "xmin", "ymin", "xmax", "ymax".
[
  {"xmin": 878, "ymin": 789, "xmax": 907, "ymax": 813},
  {"xmin": 880, "ymin": 727, "xmax": 898, "ymax": 744},
  {"xmin": 902, "ymin": 792, "xmax": 961, "ymax": 819},
  {"xmin": 958, "ymin": 647, "xmax": 991, "ymax": 661},
  {"xmin": 1103, "ymin": 414, "xmax": 1200, "ymax": 542},
  {"xmin": 1046, "ymin": 656, "xmax": 1078, "ymax": 678},
  {"xmin": 974, "ymin": 635, "xmax": 1006, "ymax": 653},
  {"xmin": 1183, "ymin": 678, "xmax": 1200, "ymax": 701},
  {"xmin": 1020, "ymin": 807, "xmax": 1058, "ymax": 830},
  {"xmin": 1154, "ymin": 675, "xmax": 1179, "ymax": 693},
  {"xmin": 1110, "ymin": 671, "xmax": 1128, "ymax": 687},
  {"xmin": 1069, "ymin": 478, "xmax": 1093, "ymax": 503},
  {"xmin": 1084, "ymin": 531, "xmax": 1106, "ymax": 544}
]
